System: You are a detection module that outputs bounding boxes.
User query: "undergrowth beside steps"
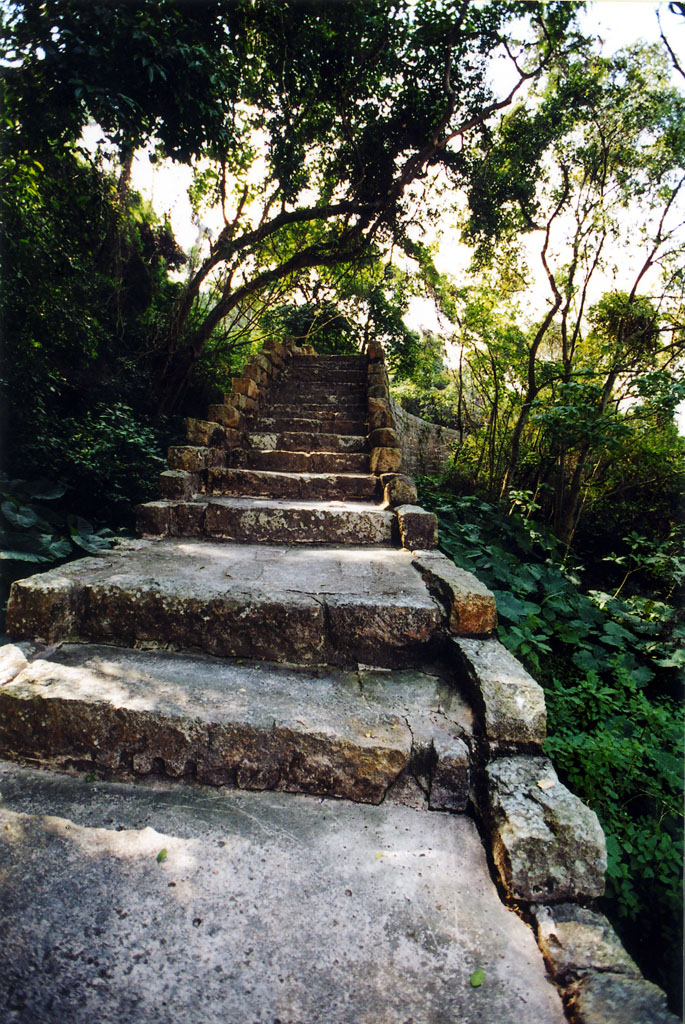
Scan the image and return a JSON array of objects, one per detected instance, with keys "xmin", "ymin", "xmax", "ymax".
[{"xmin": 418, "ymin": 479, "xmax": 684, "ymax": 1009}]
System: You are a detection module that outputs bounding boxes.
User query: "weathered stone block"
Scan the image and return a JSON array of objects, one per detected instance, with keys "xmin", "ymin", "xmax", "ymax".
[
  {"xmin": 370, "ymin": 447, "xmax": 403, "ymax": 474},
  {"xmin": 223, "ymin": 428, "xmax": 243, "ymax": 450},
  {"xmin": 485, "ymin": 756, "xmax": 607, "ymax": 902},
  {"xmin": 186, "ymin": 418, "xmax": 226, "ymax": 448},
  {"xmin": 6, "ymin": 570, "xmax": 81, "ymax": 643},
  {"xmin": 232, "ymin": 377, "xmax": 259, "ymax": 399},
  {"xmin": 227, "ymin": 390, "xmax": 259, "ymax": 413},
  {"xmin": 413, "ymin": 551, "xmax": 496, "ymax": 635},
  {"xmin": 367, "ymin": 365, "xmax": 388, "ymax": 386},
  {"xmin": 369, "ymin": 427, "xmax": 399, "ymax": 449},
  {"xmin": 0, "ymin": 644, "xmax": 30, "ymax": 686},
  {"xmin": 451, "ymin": 637, "xmax": 546, "ymax": 751},
  {"xmin": 326, "ymin": 595, "xmax": 440, "ymax": 663},
  {"xmin": 208, "ymin": 404, "xmax": 243, "ymax": 429},
  {"xmin": 565, "ymin": 973, "xmax": 679, "ymax": 1024},
  {"xmin": 367, "ymin": 383, "xmax": 388, "ymax": 400},
  {"xmin": 242, "ymin": 363, "xmax": 267, "ymax": 387},
  {"xmin": 531, "ymin": 904, "xmax": 640, "ymax": 984},
  {"xmin": 137, "ymin": 501, "xmax": 172, "ymax": 536},
  {"xmin": 168, "ymin": 446, "xmax": 208, "ymax": 473},
  {"xmin": 396, "ymin": 504, "xmax": 438, "ymax": 550},
  {"xmin": 207, "ymin": 446, "xmax": 229, "ymax": 466},
  {"xmin": 263, "ymin": 337, "xmax": 287, "ymax": 363},
  {"xmin": 381, "ymin": 473, "xmax": 418, "ymax": 508},
  {"xmin": 159, "ymin": 470, "xmax": 197, "ymax": 500},
  {"xmin": 429, "ymin": 730, "xmax": 470, "ymax": 811},
  {"xmin": 170, "ymin": 502, "xmax": 206, "ymax": 537},
  {"xmin": 366, "ymin": 340, "xmax": 384, "ymax": 361},
  {"xmin": 368, "ymin": 397, "xmax": 394, "ymax": 431},
  {"xmin": 255, "ymin": 352, "xmax": 277, "ymax": 377}
]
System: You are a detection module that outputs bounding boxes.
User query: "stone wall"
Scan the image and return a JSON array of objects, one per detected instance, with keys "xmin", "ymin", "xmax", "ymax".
[{"xmin": 390, "ymin": 398, "xmax": 461, "ymax": 476}]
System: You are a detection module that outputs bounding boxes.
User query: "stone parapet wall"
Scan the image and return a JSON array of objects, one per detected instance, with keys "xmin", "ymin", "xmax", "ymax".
[{"xmin": 390, "ymin": 398, "xmax": 461, "ymax": 476}]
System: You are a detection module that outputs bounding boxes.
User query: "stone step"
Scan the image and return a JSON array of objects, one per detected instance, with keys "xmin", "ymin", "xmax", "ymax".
[
  {"xmin": 284, "ymin": 368, "xmax": 367, "ymax": 384},
  {"xmin": 239, "ymin": 450, "xmax": 369, "ymax": 474},
  {"xmin": 268, "ymin": 401, "xmax": 367, "ymax": 419},
  {"xmin": 247, "ymin": 431, "xmax": 368, "ymax": 453},
  {"xmin": 207, "ymin": 467, "xmax": 379, "ymax": 500},
  {"xmin": 0, "ymin": 761, "xmax": 567, "ymax": 1024},
  {"xmin": 259, "ymin": 415, "xmax": 367, "ymax": 435},
  {"xmin": 269, "ymin": 391, "xmax": 367, "ymax": 407},
  {"xmin": 274, "ymin": 380, "xmax": 366, "ymax": 395},
  {"xmin": 290, "ymin": 354, "xmax": 366, "ymax": 368},
  {"xmin": 137, "ymin": 496, "xmax": 396, "ymax": 545},
  {"xmin": 272, "ymin": 392, "xmax": 367, "ymax": 410},
  {"xmin": 0, "ymin": 644, "xmax": 471, "ymax": 806},
  {"xmin": 6, "ymin": 540, "xmax": 443, "ymax": 666}
]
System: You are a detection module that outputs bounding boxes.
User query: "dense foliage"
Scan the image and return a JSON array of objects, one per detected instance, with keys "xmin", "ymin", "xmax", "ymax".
[
  {"xmin": 0, "ymin": 142, "xmax": 180, "ymax": 521},
  {"xmin": 418, "ymin": 43, "xmax": 684, "ymax": 543},
  {"xmin": 2, "ymin": 0, "xmax": 585, "ymax": 411}
]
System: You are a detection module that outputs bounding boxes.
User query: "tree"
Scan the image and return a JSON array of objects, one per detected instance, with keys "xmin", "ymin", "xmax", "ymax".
[
  {"xmin": 459, "ymin": 42, "xmax": 685, "ymax": 543},
  {"xmin": 2, "ymin": 0, "xmax": 585, "ymax": 411},
  {"xmin": 2, "ymin": 0, "xmax": 243, "ymax": 160}
]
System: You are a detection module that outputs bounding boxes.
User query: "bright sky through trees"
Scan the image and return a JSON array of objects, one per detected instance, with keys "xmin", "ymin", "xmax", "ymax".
[
  {"xmin": 127, "ymin": 3, "xmax": 682, "ymax": 264},
  {"xmin": 115, "ymin": 0, "xmax": 684, "ymax": 434}
]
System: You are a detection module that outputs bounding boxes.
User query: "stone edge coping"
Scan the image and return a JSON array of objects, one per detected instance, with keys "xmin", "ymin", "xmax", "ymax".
[
  {"xmin": 412, "ymin": 549, "xmax": 497, "ymax": 636},
  {"xmin": 168, "ymin": 338, "xmax": 300, "ymax": 488},
  {"xmin": 450, "ymin": 636, "xmax": 546, "ymax": 753},
  {"xmin": 364, "ymin": 341, "xmax": 405, "ymax": 485},
  {"xmin": 531, "ymin": 903, "xmax": 680, "ymax": 1023},
  {"xmin": 444, "ymin": 632, "xmax": 678, "ymax": 1020}
]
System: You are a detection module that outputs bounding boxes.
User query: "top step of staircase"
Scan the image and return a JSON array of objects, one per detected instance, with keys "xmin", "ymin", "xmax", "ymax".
[{"xmin": 290, "ymin": 353, "xmax": 367, "ymax": 366}]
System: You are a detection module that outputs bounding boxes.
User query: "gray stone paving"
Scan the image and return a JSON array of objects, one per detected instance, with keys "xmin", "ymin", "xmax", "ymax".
[{"xmin": 0, "ymin": 761, "xmax": 567, "ymax": 1024}]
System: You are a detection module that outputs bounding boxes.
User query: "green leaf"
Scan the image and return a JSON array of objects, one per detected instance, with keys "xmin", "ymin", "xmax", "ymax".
[
  {"xmin": 29, "ymin": 481, "xmax": 67, "ymax": 501},
  {"xmin": 0, "ymin": 549, "xmax": 47, "ymax": 562},
  {"xmin": 156, "ymin": 848, "xmax": 167, "ymax": 863},
  {"xmin": 1, "ymin": 501, "xmax": 39, "ymax": 529}
]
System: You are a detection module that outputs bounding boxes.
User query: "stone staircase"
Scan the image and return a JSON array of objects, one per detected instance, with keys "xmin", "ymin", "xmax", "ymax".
[
  {"xmin": 0, "ymin": 343, "xmax": 674, "ymax": 1024},
  {"xmin": 139, "ymin": 353, "xmax": 393, "ymax": 540}
]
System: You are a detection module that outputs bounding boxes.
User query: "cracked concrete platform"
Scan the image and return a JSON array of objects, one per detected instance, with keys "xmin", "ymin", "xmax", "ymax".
[
  {"xmin": 0, "ymin": 761, "xmax": 566, "ymax": 1024},
  {"xmin": 6, "ymin": 541, "xmax": 443, "ymax": 665}
]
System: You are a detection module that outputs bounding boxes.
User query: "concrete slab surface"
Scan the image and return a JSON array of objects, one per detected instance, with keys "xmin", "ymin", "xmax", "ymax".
[
  {"xmin": 6, "ymin": 541, "xmax": 443, "ymax": 665},
  {"xmin": 0, "ymin": 761, "xmax": 566, "ymax": 1024}
]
